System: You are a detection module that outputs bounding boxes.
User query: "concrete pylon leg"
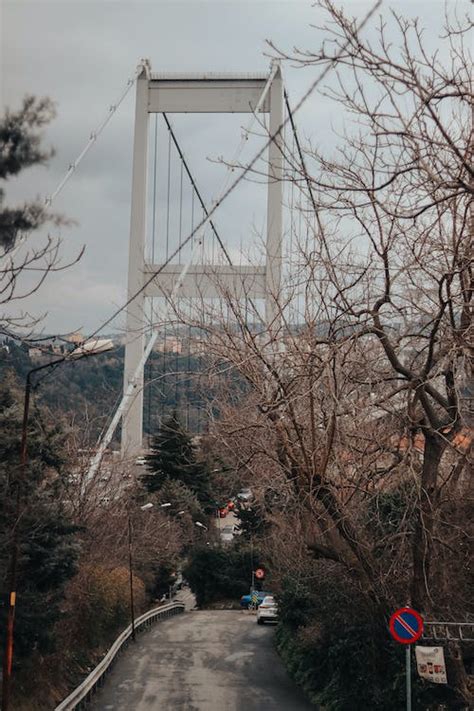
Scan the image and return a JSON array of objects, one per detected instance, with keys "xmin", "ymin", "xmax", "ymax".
[
  {"xmin": 122, "ymin": 69, "xmax": 149, "ymax": 458},
  {"xmin": 265, "ymin": 66, "xmax": 283, "ymax": 333}
]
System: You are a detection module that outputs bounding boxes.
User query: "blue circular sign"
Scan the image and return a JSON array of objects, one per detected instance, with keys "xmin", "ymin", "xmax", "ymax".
[{"xmin": 389, "ymin": 607, "xmax": 423, "ymax": 644}]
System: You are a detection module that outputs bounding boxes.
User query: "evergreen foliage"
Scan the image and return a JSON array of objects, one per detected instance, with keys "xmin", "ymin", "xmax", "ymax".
[
  {"xmin": 155, "ymin": 478, "xmax": 203, "ymax": 519},
  {"xmin": 183, "ymin": 546, "xmax": 257, "ymax": 607},
  {"xmin": 275, "ymin": 570, "xmax": 458, "ymax": 710},
  {"xmin": 0, "ymin": 96, "xmax": 59, "ymax": 250},
  {"xmin": 235, "ymin": 501, "xmax": 269, "ymax": 539},
  {"xmin": 142, "ymin": 414, "xmax": 212, "ymax": 509},
  {"xmin": 0, "ymin": 379, "xmax": 80, "ymax": 664}
]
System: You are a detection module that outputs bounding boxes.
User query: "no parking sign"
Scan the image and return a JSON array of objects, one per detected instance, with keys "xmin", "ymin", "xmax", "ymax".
[
  {"xmin": 389, "ymin": 607, "xmax": 424, "ymax": 711},
  {"xmin": 389, "ymin": 607, "xmax": 424, "ymax": 645}
]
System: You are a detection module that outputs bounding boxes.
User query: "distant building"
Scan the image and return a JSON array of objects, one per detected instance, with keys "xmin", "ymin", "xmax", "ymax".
[
  {"xmin": 154, "ymin": 337, "xmax": 182, "ymax": 354},
  {"xmin": 66, "ymin": 331, "xmax": 84, "ymax": 345},
  {"xmin": 28, "ymin": 347, "xmax": 42, "ymax": 360}
]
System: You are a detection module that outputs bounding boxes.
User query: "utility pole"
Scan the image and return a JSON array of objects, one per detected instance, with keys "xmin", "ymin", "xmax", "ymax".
[{"xmin": 128, "ymin": 516, "xmax": 136, "ymax": 642}]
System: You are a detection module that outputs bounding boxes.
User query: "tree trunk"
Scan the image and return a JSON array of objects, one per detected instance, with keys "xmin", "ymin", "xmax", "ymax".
[
  {"xmin": 445, "ymin": 641, "xmax": 474, "ymax": 707},
  {"xmin": 411, "ymin": 431, "xmax": 445, "ymax": 610},
  {"xmin": 411, "ymin": 435, "xmax": 472, "ymax": 705}
]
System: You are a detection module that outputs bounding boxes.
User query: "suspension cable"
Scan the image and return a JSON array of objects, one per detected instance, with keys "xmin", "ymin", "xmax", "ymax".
[
  {"xmin": 284, "ymin": 88, "xmax": 317, "ymax": 218},
  {"xmin": 162, "ymin": 112, "xmax": 232, "ymax": 265}
]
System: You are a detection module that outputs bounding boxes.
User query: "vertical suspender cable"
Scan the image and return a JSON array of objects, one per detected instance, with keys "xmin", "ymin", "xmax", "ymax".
[
  {"xmin": 166, "ymin": 131, "xmax": 172, "ymax": 261},
  {"xmin": 162, "ymin": 131, "xmax": 172, "ymax": 425},
  {"xmin": 178, "ymin": 161, "xmax": 184, "ymax": 265},
  {"xmin": 175, "ymin": 160, "xmax": 183, "ymax": 407},
  {"xmin": 187, "ymin": 189, "xmax": 194, "ymax": 431},
  {"xmin": 147, "ymin": 113, "xmax": 159, "ymax": 443},
  {"xmin": 289, "ymin": 130, "xmax": 296, "ymax": 330}
]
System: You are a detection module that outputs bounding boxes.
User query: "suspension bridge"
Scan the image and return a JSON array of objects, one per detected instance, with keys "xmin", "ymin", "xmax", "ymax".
[
  {"xmin": 2, "ymin": 57, "xmax": 314, "ymax": 487},
  {"xmin": 54, "ymin": 57, "xmax": 315, "ymax": 490}
]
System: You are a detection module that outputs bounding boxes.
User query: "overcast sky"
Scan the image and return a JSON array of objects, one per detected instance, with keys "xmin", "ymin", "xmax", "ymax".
[{"xmin": 1, "ymin": 0, "xmax": 466, "ymax": 336}]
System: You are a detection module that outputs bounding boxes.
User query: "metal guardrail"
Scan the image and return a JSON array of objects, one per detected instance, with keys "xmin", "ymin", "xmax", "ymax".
[
  {"xmin": 55, "ymin": 601, "xmax": 185, "ymax": 710},
  {"xmin": 422, "ymin": 621, "xmax": 474, "ymax": 642}
]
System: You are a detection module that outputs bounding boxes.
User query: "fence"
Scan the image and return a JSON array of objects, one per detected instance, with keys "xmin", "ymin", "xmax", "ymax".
[
  {"xmin": 422, "ymin": 621, "xmax": 474, "ymax": 643},
  {"xmin": 55, "ymin": 601, "xmax": 185, "ymax": 710}
]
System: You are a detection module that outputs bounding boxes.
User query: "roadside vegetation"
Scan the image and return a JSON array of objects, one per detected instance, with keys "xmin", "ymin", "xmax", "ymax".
[
  {"xmin": 173, "ymin": 2, "xmax": 473, "ymax": 707},
  {"xmin": 0, "ymin": 377, "xmax": 219, "ymax": 709}
]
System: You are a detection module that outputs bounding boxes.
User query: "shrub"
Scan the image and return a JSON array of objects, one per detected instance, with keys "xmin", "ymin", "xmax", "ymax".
[
  {"xmin": 276, "ymin": 568, "xmax": 458, "ymax": 710},
  {"xmin": 59, "ymin": 564, "xmax": 145, "ymax": 654}
]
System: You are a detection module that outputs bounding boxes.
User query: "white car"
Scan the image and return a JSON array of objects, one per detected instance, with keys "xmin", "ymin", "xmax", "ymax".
[
  {"xmin": 256, "ymin": 595, "xmax": 278, "ymax": 624},
  {"xmin": 220, "ymin": 524, "xmax": 235, "ymax": 544}
]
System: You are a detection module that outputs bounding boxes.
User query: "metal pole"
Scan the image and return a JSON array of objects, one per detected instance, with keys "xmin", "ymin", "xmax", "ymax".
[
  {"xmin": 406, "ymin": 646, "xmax": 412, "ymax": 711},
  {"xmin": 128, "ymin": 516, "xmax": 136, "ymax": 642}
]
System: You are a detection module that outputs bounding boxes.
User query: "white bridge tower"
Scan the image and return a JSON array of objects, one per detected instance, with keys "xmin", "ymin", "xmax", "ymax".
[{"xmin": 122, "ymin": 62, "xmax": 283, "ymax": 457}]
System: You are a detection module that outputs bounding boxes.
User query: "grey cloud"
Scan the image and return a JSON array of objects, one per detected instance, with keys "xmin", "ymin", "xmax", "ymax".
[{"xmin": 1, "ymin": 0, "xmax": 450, "ymax": 333}]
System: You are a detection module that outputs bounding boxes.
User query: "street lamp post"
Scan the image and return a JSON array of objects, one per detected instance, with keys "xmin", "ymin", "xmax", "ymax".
[
  {"xmin": 128, "ymin": 502, "xmax": 154, "ymax": 642},
  {"xmin": 1, "ymin": 339, "xmax": 113, "ymax": 711}
]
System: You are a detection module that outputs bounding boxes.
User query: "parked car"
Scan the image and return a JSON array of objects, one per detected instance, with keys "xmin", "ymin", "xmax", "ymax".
[
  {"xmin": 237, "ymin": 488, "xmax": 253, "ymax": 502},
  {"xmin": 239, "ymin": 591, "xmax": 272, "ymax": 609},
  {"xmin": 256, "ymin": 595, "xmax": 278, "ymax": 624}
]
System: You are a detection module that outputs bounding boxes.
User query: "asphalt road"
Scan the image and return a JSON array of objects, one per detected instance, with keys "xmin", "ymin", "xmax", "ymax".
[{"xmin": 89, "ymin": 608, "xmax": 315, "ymax": 711}]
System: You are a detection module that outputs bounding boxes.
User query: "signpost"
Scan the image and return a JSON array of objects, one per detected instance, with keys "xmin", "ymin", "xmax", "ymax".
[
  {"xmin": 251, "ymin": 590, "xmax": 259, "ymax": 611},
  {"xmin": 389, "ymin": 607, "xmax": 424, "ymax": 711}
]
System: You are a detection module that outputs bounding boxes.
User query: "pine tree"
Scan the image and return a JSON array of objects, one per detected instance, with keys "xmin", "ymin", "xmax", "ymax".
[
  {"xmin": 0, "ymin": 377, "xmax": 80, "ymax": 662},
  {"xmin": 142, "ymin": 414, "xmax": 212, "ymax": 508},
  {"xmin": 235, "ymin": 501, "xmax": 269, "ymax": 539},
  {"xmin": 0, "ymin": 96, "xmax": 58, "ymax": 251},
  {"xmin": 0, "ymin": 95, "xmax": 72, "ymax": 334}
]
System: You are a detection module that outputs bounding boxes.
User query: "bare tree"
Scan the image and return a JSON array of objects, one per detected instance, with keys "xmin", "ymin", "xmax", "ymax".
[{"xmin": 172, "ymin": 2, "xmax": 473, "ymax": 702}]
